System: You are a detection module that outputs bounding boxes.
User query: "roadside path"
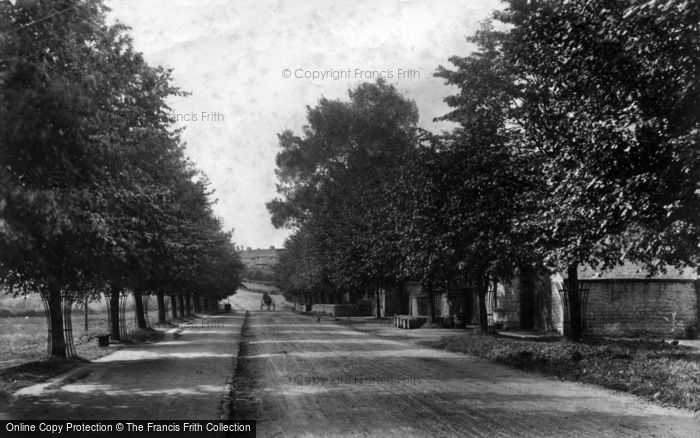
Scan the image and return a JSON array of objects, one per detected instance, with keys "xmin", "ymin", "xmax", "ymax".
[
  {"xmin": 6, "ymin": 312, "xmax": 244, "ymax": 420},
  {"xmin": 234, "ymin": 310, "xmax": 700, "ymax": 437}
]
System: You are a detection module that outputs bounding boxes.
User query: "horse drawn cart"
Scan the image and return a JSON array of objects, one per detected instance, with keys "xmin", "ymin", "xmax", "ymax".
[{"xmin": 260, "ymin": 292, "xmax": 275, "ymax": 311}]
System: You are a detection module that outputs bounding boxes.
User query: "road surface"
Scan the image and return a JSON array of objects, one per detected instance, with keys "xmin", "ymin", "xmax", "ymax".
[{"xmin": 233, "ymin": 309, "xmax": 699, "ymax": 437}]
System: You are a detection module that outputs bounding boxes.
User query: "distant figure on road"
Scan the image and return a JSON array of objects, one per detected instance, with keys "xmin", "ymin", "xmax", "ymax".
[{"xmin": 261, "ymin": 292, "xmax": 273, "ymax": 311}]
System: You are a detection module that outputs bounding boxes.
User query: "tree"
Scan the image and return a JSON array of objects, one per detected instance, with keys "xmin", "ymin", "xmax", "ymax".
[
  {"xmin": 387, "ymin": 135, "xmax": 527, "ymax": 330},
  {"xmin": 492, "ymin": 0, "xmax": 699, "ymax": 339},
  {"xmin": 403, "ymin": 22, "xmax": 531, "ymax": 330},
  {"xmin": 268, "ymin": 80, "xmax": 419, "ymax": 302},
  {"xmin": 0, "ymin": 0, "xmax": 244, "ymax": 355},
  {"xmin": 386, "ymin": 143, "xmax": 459, "ymax": 323},
  {"xmin": 274, "ymin": 224, "xmax": 333, "ymax": 304},
  {"xmin": 0, "ymin": 0, "xmax": 142, "ymax": 355}
]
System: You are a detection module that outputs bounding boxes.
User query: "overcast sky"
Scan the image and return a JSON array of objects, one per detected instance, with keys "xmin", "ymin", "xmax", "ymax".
[{"xmin": 105, "ymin": 0, "xmax": 502, "ymax": 249}]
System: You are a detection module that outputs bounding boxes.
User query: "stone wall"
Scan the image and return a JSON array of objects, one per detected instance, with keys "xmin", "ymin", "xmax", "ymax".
[
  {"xmin": 294, "ymin": 303, "xmax": 311, "ymax": 312},
  {"xmin": 399, "ymin": 269, "xmax": 698, "ymax": 337},
  {"xmin": 550, "ymin": 274, "xmax": 565, "ymax": 334},
  {"xmin": 407, "ymin": 282, "xmax": 423, "ymax": 316},
  {"xmin": 494, "ymin": 281, "xmax": 519, "ymax": 329},
  {"xmin": 311, "ymin": 303, "xmax": 369, "ymax": 317},
  {"xmin": 583, "ymin": 280, "xmax": 698, "ymax": 337},
  {"xmin": 439, "ymin": 292, "xmax": 451, "ymax": 318}
]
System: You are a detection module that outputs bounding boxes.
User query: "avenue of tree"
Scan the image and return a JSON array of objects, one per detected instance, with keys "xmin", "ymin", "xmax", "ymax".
[
  {"xmin": 268, "ymin": 0, "xmax": 699, "ymax": 339},
  {"xmin": 0, "ymin": 0, "xmax": 243, "ymax": 357}
]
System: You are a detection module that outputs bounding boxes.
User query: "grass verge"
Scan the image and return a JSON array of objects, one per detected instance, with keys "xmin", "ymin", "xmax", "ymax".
[
  {"xmin": 0, "ymin": 358, "xmax": 87, "ymax": 396},
  {"xmin": 422, "ymin": 333, "xmax": 700, "ymax": 411},
  {"xmin": 0, "ymin": 327, "xmax": 166, "ymax": 399}
]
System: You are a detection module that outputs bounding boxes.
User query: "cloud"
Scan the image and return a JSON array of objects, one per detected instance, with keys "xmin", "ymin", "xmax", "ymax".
[{"xmin": 106, "ymin": 0, "xmax": 500, "ymax": 248}]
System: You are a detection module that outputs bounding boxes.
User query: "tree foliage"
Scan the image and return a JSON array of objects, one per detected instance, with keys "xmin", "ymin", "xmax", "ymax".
[
  {"xmin": 0, "ymin": 0, "xmax": 242, "ymax": 356},
  {"xmin": 498, "ymin": 0, "xmax": 699, "ymax": 272},
  {"xmin": 271, "ymin": 1, "xmax": 698, "ymax": 339},
  {"xmin": 268, "ymin": 80, "xmax": 420, "ymax": 301}
]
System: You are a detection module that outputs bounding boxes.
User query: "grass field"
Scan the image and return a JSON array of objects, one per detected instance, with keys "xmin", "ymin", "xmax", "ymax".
[
  {"xmin": 1, "ymin": 312, "xmax": 114, "ymax": 367},
  {"xmin": 0, "ymin": 307, "xmax": 165, "ymax": 368},
  {"xmin": 0, "ymin": 292, "xmax": 161, "ymax": 317},
  {"xmin": 1, "ymin": 292, "xmax": 172, "ymax": 367}
]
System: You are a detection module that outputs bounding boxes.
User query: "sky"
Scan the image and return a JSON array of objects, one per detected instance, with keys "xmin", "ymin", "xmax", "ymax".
[{"xmin": 105, "ymin": 0, "xmax": 502, "ymax": 249}]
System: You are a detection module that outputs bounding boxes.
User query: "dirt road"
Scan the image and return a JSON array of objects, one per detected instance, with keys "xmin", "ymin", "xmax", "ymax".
[{"xmin": 234, "ymin": 310, "xmax": 699, "ymax": 438}]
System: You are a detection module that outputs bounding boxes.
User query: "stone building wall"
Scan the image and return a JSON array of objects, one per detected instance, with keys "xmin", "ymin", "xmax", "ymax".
[
  {"xmin": 550, "ymin": 274, "xmax": 565, "ymax": 334},
  {"xmin": 406, "ymin": 282, "xmax": 423, "ymax": 317},
  {"xmin": 583, "ymin": 280, "xmax": 698, "ymax": 337},
  {"xmin": 399, "ymin": 265, "xmax": 698, "ymax": 337},
  {"xmin": 492, "ymin": 281, "xmax": 517, "ymax": 329},
  {"xmin": 439, "ymin": 292, "xmax": 451, "ymax": 318}
]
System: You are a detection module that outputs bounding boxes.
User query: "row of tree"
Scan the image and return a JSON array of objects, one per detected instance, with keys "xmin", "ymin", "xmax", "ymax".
[
  {"xmin": 0, "ymin": 0, "xmax": 243, "ymax": 357},
  {"xmin": 268, "ymin": 0, "xmax": 699, "ymax": 339}
]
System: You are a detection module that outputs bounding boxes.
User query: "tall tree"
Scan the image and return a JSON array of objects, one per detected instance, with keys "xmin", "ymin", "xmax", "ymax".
[
  {"xmin": 0, "ymin": 0, "xmax": 140, "ymax": 355},
  {"xmin": 420, "ymin": 22, "xmax": 531, "ymax": 330},
  {"xmin": 494, "ymin": 0, "xmax": 699, "ymax": 339},
  {"xmin": 268, "ymin": 80, "xmax": 419, "ymax": 301},
  {"xmin": 0, "ymin": 0, "xmax": 244, "ymax": 354}
]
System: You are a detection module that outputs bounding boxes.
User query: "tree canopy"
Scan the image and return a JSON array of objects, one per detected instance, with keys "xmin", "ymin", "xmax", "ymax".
[
  {"xmin": 269, "ymin": 1, "xmax": 698, "ymax": 340},
  {"xmin": 268, "ymin": 80, "xmax": 420, "ymax": 302},
  {"xmin": 0, "ymin": 0, "xmax": 242, "ymax": 356}
]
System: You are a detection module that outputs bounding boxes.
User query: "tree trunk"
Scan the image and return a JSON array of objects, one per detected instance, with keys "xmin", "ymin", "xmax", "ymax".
[
  {"xmin": 178, "ymin": 295, "xmax": 185, "ymax": 317},
  {"xmin": 477, "ymin": 283, "xmax": 489, "ymax": 333},
  {"xmin": 133, "ymin": 289, "xmax": 148, "ymax": 329},
  {"xmin": 203, "ymin": 297, "xmax": 210, "ymax": 313},
  {"xmin": 566, "ymin": 263, "xmax": 582, "ymax": 341},
  {"xmin": 193, "ymin": 295, "xmax": 202, "ymax": 313},
  {"xmin": 425, "ymin": 281, "xmax": 436, "ymax": 323},
  {"xmin": 84, "ymin": 297, "xmax": 89, "ymax": 332},
  {"xmin": 185, "ymin": 293, "xmax": 192, "ymax": 315},
  {"xmin": 518, "ymin": 267, "xmax": 535, "ymax": 330},
  {"xmin": 156, "ymin": 291, "xmax": 166, "ymax": 324},
  {"xmin": 110, "ymin": 284, "xmax": 121, "ymax": 342},
  {"xmin": 47, "ymin": 284, "xmax": 67, "ymax": 358},
  {"xmin": 170, "ymin": 295, "xmax": 178, "ymax": 319},
  {"xmin": 375, "ymin": 287, "xmax": 382, "ymax": 319},
  {"xmin": 396, "ymin": 282, "xmax": 406, "ymax": 315}
]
